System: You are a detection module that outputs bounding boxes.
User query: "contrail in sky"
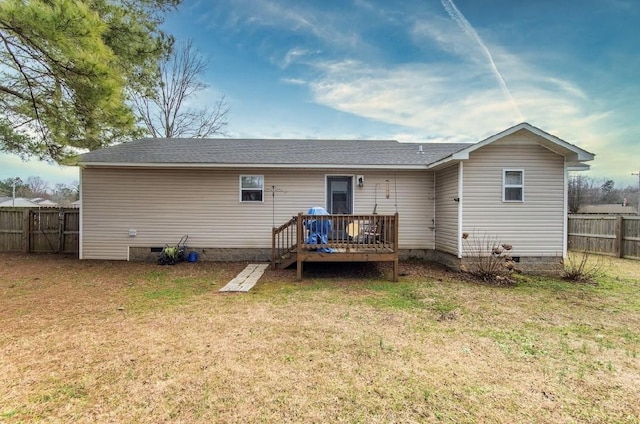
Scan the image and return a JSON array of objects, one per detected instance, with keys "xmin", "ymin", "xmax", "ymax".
[{"xmin": 440, "ymin": 0, "xmax": 524, "ymax": 121}]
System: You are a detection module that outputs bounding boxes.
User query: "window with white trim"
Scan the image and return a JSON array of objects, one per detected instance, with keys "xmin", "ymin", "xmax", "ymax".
[
  {"xmin": 240, "ymin": 175, "xmax": 264, "ymax": 202},
  {"xmin": 503, "ymin": 169, "xmax": 524, "ymax": 202}
]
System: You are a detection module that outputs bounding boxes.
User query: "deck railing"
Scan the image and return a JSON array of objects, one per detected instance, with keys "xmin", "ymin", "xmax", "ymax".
[
  {"xmin": 272, "ymin": 213, "xmax": 399, "ymax": 269},
  {"xmin": 296, "ymin": 213, "xmax": 398, "ymax": 251},
  {"xmin": 272, "ymin": 216, "xmax": 298, "ymax": 268}
]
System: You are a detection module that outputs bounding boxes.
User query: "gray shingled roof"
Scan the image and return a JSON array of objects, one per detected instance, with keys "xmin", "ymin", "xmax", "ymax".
[{"xmin": 78, "ymin": 138, "xmax": 470, "ymax": 167}]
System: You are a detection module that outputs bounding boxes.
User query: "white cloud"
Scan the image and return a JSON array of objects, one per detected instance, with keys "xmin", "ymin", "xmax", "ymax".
[
  {"xmin": 411, "ymin": 16, "xmax": 481, "ymax": 61},
  {"xmin": 228, "ymin": 0, "xmax": 362, "ymax": 50},
  {"xmin": 279, "ymin": 48, "xmax": 320, "ymax": 69},
  {"xmin": 281, "ymin": 77, "xmax": 307, "ymax": 85},
  {"xmin": 307, "ymin": 60, "xmax": 511, "ymax": 139},
  {"xmin": 301, "ymin": 51, "xmax": 639, "ymax": 183}
]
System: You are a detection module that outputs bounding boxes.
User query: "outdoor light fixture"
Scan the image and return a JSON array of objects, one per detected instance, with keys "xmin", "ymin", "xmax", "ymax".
[{"xmin": 357, "ymin": 176, "xmax": 364, "ymax": 187}]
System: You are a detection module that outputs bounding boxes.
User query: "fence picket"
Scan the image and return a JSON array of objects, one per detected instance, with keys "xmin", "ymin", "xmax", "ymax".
[
  {"xmin": 0, "ymin": 208, "xmax": 79, "ymax": 254},
  {"xmin": 568, "ymin": 214, "xmax": 640, "ymax": 260}
]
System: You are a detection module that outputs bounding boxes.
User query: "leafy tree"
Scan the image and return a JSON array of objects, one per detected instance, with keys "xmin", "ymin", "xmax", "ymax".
[
  {"xmin": 0, "ymin": 177, "xmax": 29, "ymax": 197},
  {"xmin": 132, "ymin": 38, "xmax": 229, "ymax": 138},
  {"xmin": 600, "ymin": 179, "xmax": 617, "ymax": 204},
  {"xmin": 0, "ymin": 0, "xmax": 180, "ymax": 163}
]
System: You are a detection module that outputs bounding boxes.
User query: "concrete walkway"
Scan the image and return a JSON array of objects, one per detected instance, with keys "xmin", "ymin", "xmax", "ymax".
[{"xmin": 219, "ymin": 263, "xmax": 269, "ymax": 292}]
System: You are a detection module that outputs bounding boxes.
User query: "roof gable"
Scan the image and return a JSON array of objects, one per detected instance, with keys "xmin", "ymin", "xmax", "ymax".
[{"xmin": 427, "ymin": 122, "xmax": 595, "ymax": 169}]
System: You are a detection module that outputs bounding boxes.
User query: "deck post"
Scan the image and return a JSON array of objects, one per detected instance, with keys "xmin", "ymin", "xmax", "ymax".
[
  {"xmin": 392, "ymin": 259, "xmax": 398, "ymax": 282},
  {"xmin": 297, "ymin": 261, "xmax": 303, "ymax": 280},
  {"xmin": 271, "ymin": 226, "xmax": 277, "ymax": 270},
  {"xmin": 393, "ymin": 213, "xmax": 399, "ymax": 281},
  {"xmin": 393, "ymin": 213, "xmax": 399, "ymax": 252},
  {"xmin": 296, "ymin": 213, "xmax": 303, "ymax": 280}
]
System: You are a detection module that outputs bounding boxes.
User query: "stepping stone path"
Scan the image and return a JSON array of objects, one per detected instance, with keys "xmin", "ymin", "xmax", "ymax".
[{"xmin": 219, "ymin": 263, "xmax": 269, "ymax": 292}]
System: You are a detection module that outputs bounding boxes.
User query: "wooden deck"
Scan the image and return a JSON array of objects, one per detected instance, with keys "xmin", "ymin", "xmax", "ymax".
[{"xmin": 272, "ymin": 213, "xmax": 399, "ymax": 281}]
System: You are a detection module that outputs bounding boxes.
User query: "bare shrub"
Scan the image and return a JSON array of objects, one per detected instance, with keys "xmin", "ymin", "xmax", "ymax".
[
  {"xmin": 563, "ymin": 247, "xmax": 609, "ymax": 284},
  {"xmin": 462, "ymin": 232, "xmax": 517, "ymax": 284}
]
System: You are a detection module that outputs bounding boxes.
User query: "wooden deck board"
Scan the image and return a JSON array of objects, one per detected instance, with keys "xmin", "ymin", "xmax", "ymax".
[{"xmin": 219, "ymin": 263, "xmax": 269, "ymax": 292}]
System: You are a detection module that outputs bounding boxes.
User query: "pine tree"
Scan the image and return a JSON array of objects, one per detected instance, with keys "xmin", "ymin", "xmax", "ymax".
[{"xmin": 0, "ymin": 0, "xmax": 180, "ymax": 163}]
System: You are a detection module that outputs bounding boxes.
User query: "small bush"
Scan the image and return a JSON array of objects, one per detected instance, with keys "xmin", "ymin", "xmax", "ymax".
[
  {"xmin": 563, "ymin": 249, "xmax": 608, "ymax": 284},
  {"xmin": 462, "ymin": 232, "xmax": 517, "ymax": 284}
]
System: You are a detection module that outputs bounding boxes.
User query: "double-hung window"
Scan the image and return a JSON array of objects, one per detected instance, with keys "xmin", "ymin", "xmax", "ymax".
[
  {"xmin": 503, "ymin": 169, "xmax": 524, "ymax": 202},
  {"xmin": 240, "ymin": 175, "xmax": 264, "ymax": 202}
]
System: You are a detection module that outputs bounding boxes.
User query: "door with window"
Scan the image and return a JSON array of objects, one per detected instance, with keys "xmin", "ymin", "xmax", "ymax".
[{"xmin": 326, "ymin": 176, "xmax": 353, "ymax": 214}]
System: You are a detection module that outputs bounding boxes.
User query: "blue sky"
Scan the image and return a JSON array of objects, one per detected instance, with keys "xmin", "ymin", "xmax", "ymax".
[{"xmin": 1, "ymin": 0, "xmax": 639, "ymax": 188}]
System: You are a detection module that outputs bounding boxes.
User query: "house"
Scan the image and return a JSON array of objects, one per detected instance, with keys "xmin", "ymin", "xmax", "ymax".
[
  {"xmin": 77, "ymin": 122, "xmax": 594, "ymax": 275},
  {"xmin": 30, "ymin": 198, "xmax": 59, "ymax": 208},
  {"xmin": 0, "ymin": 197, "xmax": 42, "ymax": 208},
  {"xmin": 577, "ymin": 204, "xmax": 638, "ymax": 215},
  {"xmin": 0, "ymin": 197, "xmax": 58, "ymax": 208}
]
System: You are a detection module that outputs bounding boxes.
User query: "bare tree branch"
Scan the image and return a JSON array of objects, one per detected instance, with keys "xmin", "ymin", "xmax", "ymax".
[{"xmin": 132, "ymin": 39, "xmax": 229, "ymax": 138}]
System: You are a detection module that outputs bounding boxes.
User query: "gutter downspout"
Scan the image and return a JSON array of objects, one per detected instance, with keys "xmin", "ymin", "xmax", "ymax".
[
  {"xmin": 457, "ymin": 162, "xmax": 464, "ymax": 259},
  {"xmin": 78, "ymin": 168, "xmax": 83, "ymax": 260},
  {"xmin": 563, "ymin": 160, "xmax": 568, "ymax": 257},
  {"xmin": 432, "ymin": 171, "xmax": 436, "ymax": 251}
]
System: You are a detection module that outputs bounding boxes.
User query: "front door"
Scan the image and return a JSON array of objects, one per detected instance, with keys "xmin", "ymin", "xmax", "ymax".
[{"xmin": 326, "ymin": 176, "xmax": 353, "ymax": 214}]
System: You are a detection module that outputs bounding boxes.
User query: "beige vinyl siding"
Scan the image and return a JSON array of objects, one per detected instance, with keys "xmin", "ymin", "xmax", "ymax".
[
  {"xmin": 435, "ymin": 164, "xmax": 459, "ymax": 255},
  {"xmin": 461, "ymin": 134, "xmax": 565, "ymax": 256},
  {"xmin": 352, "ymin": 171, "xmax": 434, "ymax": 249},
  {"xmin": 81, "ymin": 168, "xmax": 433, "ymax": 259}
]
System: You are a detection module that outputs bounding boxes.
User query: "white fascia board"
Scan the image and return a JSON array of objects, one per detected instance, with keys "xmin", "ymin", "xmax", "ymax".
[
  {"xmin": 567, "ymin": 163, "xmax": 591, "ymax": 171},
  {"xmin": 78, "ymin": 162, "xmax": 429, "ymax": 170},
  {"xmin": 463, "ymin": 123, "xmax": 595, "ymax": 160},
  {"xmin": 522, "ymin": 124, "xmax": 595, "ymax": 161},
  {"xmin": 425, "ymin": 156, "xmax": 462, "ymax": 170}
]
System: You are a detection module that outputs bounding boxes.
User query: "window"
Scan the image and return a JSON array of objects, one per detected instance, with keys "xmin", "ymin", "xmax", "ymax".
[
  {"xmin": 503, "ymin": 169, "xmax": 524, "ymax": 202},
  {"xmin": 240, "ymin": 175, "xmax": 264, "ymax": 202}
]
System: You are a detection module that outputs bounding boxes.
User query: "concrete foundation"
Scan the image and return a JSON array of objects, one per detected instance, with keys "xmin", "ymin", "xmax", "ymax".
[
  {"xmin": 129, "ymin": 246, "xmax": 564, "ymax": 275},
  {"xmin": 129, "ymin": 247, "xmax": 271, "ymax": 263}
]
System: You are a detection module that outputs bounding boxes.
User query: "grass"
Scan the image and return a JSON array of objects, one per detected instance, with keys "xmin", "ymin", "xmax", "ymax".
[{"xmin": 1, "ymin": 253, "xmax": 640, "ymax": 423}]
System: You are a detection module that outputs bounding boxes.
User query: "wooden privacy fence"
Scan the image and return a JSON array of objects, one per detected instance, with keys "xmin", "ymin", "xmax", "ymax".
[
  {"xmin": 0, "ymin": 208, "xmax": 79, "ymax": 254},
  {"xmin": 568, "ymin": 214, "xmax": 640, "ymax": 260}
]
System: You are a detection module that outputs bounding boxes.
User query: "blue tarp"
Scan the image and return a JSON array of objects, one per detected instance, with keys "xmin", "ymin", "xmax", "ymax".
[{"xmin": 305, "ymin": 206, "xmax": 335, "ymax": 253}]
